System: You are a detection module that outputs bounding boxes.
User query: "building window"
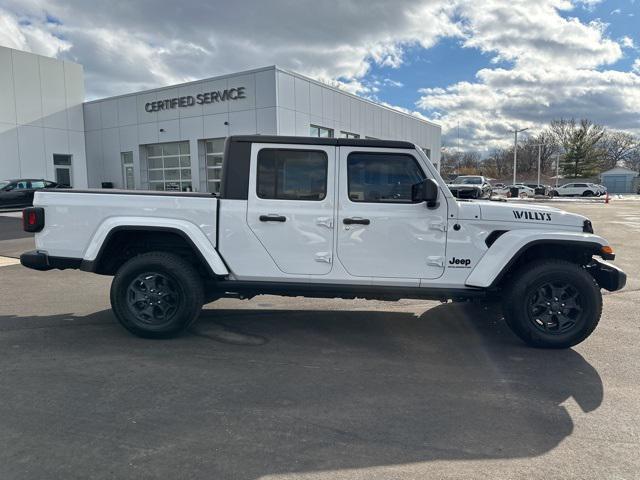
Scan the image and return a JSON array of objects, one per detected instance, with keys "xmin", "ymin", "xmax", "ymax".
[
  {"xmin": 205, "ymin": 138, "xmax": 225, "ymax": 194},
  {"xmin": 257, "ymin": 149, "xmax": 328, "ymax": 201},
  {"xmin": 53, "ymin": 154, "xmax": 72, "ymax": 187},
  {"xmin": 146, "ymin": 141, "xmax": 192, "ymax": 191},
  {"xmin": 340, "ymin": 131, "xmax": 360, "ymax": 139},
  {"xmin": 422, "ymin": 147, "xmax": 432, "ymax": 159},
  {"xmin": 121, "ymin": 151, "xmax": 134, "ymax": 189},
  {"xmin": 309, "ymin": 125, "xmax": 334, "ymax": 138},
  {"xmin": 347, "ymin": 152, "xmax": 425, "ymax": 203}
]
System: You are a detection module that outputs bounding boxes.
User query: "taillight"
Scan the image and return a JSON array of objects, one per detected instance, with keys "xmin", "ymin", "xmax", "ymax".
[{"xmin": 23, "ymin": 207, "xmax": 45, "ymax": 233}]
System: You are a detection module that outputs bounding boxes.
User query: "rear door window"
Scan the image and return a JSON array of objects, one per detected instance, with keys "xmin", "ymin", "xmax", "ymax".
[{"xmin": 257, "ymin": 149, "xmax": 327, "ymax": 201}]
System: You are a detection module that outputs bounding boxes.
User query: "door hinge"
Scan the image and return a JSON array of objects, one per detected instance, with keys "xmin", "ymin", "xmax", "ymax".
[
  {"xmin": 316, "ymin": 217, "xmax": 333, "ymax": 228},
  {"xmin": 427, "ymin": 256, "xmax": 444, "ymax": 267},
  {"xmin": 429, "ymin": 222, "xmax": 446, "ymax": 232},
  {"xmin": 315, "ymin": 252, "xmax": 332, "ymax": 264}
]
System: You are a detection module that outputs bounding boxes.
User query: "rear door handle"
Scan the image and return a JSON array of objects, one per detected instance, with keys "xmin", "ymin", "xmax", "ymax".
[
  {"xmin": 259, "ymin": 214, "xmax": 286, "ymax": 222},
  {"xmin": 343, "ymin": 217, "xmax": 370, "ymax": 225}
]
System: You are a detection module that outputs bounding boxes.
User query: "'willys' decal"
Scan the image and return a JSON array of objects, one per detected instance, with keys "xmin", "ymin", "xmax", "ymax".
[{"xmin": 513, "ymin": 211, "xmax": 552, "ymax": 221}]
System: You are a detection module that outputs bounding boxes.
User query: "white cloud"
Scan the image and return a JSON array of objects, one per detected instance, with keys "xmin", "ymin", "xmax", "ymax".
[
  {"xmin": 0, "ymin": 1, "xmax": 460, "ymax": 99},
  {"xmin": 457, "ymin": 0, "xmax": 622, "ymax": 69},
  {"xmin": 0, "ymin": 9, "xmax": 70, "ymax": 57},
  {"xmin": 417, "ymin": 0, "xmax": 639, "ymax": 150},
  {"xmin": 418, "ymin": 67, "xmax": 640, "ymax": 150},
  {"xmin": 633, "ymin": 59, "xmax": 640, "ymax": 73},
  {"xmin": 621, "ymin": 36, "xmax": 635, "ymax": 48},
  {"xmin": 0, "ymin": 0, "xmax": 637, "ymax": 152}
]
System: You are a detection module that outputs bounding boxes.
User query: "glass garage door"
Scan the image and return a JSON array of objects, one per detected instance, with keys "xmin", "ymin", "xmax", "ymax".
[{"xmin": 146, "ymin": 142, "xmax": 192, "ymax": 191}]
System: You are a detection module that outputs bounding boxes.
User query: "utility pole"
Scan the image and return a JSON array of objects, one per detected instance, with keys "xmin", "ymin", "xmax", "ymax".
[
  {"xmin": 555, "ymin": 152, "xmax": 561, "ymax": 187},
  {"xmin": 457, "ymin": 122, "xmax": 461, "ymax": 174},
  {"xmin": 531, "ymin": 143, "xmax": 545, "ymax": 185},
  {"xmin": 511, "ymin": 127, "xmax": 529, "ymax": 185}
]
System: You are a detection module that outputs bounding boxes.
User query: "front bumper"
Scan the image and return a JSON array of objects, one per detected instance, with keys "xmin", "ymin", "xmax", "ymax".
[
  {"xmin": 586, "ymin": 259, "xmax": 627, "ymax": 292},
  {"xmin": 20, "ymin": 250, "xmax": 82, "ymax": 271}
]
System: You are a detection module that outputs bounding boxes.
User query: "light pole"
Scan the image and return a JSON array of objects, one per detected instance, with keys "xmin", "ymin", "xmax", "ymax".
[
  {"xmin": 531, "ymin": 143, "xmax": 545, "ymax": 185},
  {"xmin": 511, "ymin": 127, "xmax": 529, "ymax": 185}
]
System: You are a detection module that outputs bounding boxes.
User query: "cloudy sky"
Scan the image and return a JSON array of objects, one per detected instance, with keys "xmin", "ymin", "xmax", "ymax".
[{"xmin": 0, "ymin": 0, "xmax": 638, "ymax": 151}]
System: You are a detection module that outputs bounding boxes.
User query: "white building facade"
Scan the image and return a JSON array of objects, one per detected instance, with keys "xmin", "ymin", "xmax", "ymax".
[
  {"xmin": 0, "ymin": 48, "xmax": 441, "ymax": 194},
  {"xmin": 0, "ymin": 46, "xmax": 87, "ymax": 187},
  {"xmin": 83, "ymin": 66, "xmax": 441, "ymax": 193}
]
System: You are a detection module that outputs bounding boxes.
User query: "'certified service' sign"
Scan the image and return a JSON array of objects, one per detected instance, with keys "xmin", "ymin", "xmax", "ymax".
[{"xmin": 145, "ymin": 87, "xmax": 246, "ymax": 112}]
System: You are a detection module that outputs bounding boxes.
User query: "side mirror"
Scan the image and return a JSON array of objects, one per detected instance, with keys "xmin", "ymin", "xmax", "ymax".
[{"xmin": 412, "ymin": 178, "xmax": 439, "ymax": 208}]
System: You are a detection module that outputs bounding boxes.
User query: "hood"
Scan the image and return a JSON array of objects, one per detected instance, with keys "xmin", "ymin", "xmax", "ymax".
[{"xmin": 475, "ymin": 201, "xmax": 587, "ymax": 228}]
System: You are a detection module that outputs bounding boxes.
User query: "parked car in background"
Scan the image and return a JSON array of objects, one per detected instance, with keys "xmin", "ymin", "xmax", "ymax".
[
  {"xmin": 0, "ymin": 179, "xmax": 66, "ymax": 208},
  {"xmin": 593, "ymin": 184, "xmax": 607, "ymax": 196},
  {"xmin": 447, "ymin": 175, "xmax": 492, "ymax": 199},
  {"xmin": 492, "ymin": 184, "xmax": 536, "ymax": 197},
  {"xmin": 549, "ymin": 183, "xmax": 601, "ymax": 197},
  {"xmin": 523, "ymin": 183, "xmax": 550, "ymax": 196}
]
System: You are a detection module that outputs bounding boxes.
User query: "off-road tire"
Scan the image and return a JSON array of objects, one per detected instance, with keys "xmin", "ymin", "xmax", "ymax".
[
  {"xmin": 110, "ymin": 252, "xmax": 204, "ymax": 338},
  {"xmin": 502, "ymin": 260, "xmax": 602, "ymax": 348}
]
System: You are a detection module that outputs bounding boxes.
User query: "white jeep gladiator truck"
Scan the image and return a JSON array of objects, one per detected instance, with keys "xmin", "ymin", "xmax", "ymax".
[{"xmin": 20, "ymin": 136, "xmax": 626, "ymax": 348}]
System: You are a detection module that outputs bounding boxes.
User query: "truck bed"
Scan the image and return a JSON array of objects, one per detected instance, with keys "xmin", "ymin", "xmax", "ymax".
[{"xmin": 32, "ymin": 189, "xmax": 218, "ymax": 260}]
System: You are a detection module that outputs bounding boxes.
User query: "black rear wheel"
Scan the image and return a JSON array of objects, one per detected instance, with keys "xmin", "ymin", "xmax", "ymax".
[
  {"xmin": 502, "ymin": 260, "xmax": 602, "ymax": 348},
  {"xmin": 111, "ymin": 252, "xmax": 204, "ymax": 338}
]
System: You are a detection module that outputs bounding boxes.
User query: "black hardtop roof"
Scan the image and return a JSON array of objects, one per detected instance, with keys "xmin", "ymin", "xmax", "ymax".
[{"xmin": 227, "ymin": 135, "xmax": 416, "ymax": 149}]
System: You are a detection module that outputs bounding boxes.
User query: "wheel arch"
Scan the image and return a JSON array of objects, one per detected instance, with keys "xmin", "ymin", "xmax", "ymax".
[
  {"xmin": 465, "ymin": 231, "xmax": 609, "ymax": 289},
  {"xmin": 81, "ymin": 220, "xmax": 229, "ymax": 277}
]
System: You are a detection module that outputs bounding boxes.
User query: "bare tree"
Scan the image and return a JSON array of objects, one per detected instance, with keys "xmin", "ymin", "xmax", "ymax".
[
  {"xmin": 598, "ymin": 131, "xmax": 638, "ymax": 171},
  {"xmin": 625, "ymin": 146, "xmax": 640, "ymax": 173}
]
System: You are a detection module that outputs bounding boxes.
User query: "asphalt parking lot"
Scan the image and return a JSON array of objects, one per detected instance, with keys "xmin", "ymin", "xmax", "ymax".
[{"xmin": 0, "ymin": 201, "xmax": 638, "ymax": 480}]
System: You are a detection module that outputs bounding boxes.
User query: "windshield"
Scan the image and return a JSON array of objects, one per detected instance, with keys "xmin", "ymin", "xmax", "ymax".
[
  {"xmin": 0, "ymin": 181, "xmax": 10, "ymax": 190},
  {"xmin": 453, "ymin": 176, "xmax": 482, "ymax": 185}
]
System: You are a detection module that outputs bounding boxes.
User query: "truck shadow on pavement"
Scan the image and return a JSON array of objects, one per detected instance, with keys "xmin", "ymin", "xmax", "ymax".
[{"xmin": 0, "ymin": 302, "xmax": 603, "ymax": 479}]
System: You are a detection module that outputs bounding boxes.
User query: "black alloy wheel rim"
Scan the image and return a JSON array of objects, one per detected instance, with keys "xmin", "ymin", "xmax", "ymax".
[
  {"xmin": 126, "ymin": 272, "xmax": 181, "ymax": 326},
  {"xmin": 527, "ymin": 281, "xmax": 583, "ymax": 334}
]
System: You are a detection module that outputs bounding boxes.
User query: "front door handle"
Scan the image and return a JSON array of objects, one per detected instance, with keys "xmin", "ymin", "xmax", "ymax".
[
  {"xmin": 343, "ymin": 217, "xmax": 370, "ymax": 225},
  {"xmin": 259, "ymin": 214, "xmax": 286, "ymax": 222}
]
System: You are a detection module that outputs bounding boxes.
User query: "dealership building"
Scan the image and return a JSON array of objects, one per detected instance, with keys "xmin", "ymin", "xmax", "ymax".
[{"xmin": 1, "ymin": 46, "xmax": 441, "ymax": 192}]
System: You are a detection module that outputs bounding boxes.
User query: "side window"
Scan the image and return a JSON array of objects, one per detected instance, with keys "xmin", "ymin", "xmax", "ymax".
[
  {"xmin": 31, "ymin": 180, "xmax": 46, "ymax": 189},
  {"xmin": 347, "ymin": 152, "xmax": 426, "ymax": 203},
  {"xmin": 16, "ymin": 181, "xmax": 28, "ymax": 189},
  {"xmin": 257, "ymin": 149, "xmax": 328, "ymax": 201}
]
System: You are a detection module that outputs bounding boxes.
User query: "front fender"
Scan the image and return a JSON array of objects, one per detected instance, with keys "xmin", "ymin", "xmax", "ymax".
[
  {"xmin": 83, "ymin": 216, "xmax": 229, "ymax": 275},
  {"xmin": 465, "ymin": 230, "xmax": 609, "ymax": 288}
]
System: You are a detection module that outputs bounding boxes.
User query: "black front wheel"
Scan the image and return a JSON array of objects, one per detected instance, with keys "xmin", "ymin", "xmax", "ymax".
[
  {"xmin": 110, "ymin": 252, "xmax": 204, "ymax": 338},
  {"xmin": 502, "ymin": 260, "xmax": 602, "ymax": 348}
]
